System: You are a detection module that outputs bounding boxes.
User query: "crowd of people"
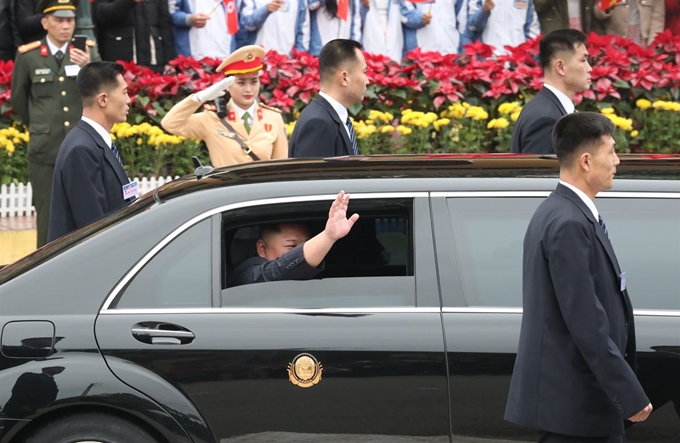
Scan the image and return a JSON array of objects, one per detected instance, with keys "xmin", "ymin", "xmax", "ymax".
[{"xmin": 3, "ymin": 0, "xmax": 680, "ymax": 66}]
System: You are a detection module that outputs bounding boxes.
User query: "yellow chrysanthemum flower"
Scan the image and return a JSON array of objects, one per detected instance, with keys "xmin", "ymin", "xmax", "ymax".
[{"xmin": 635, "ymin": 99, "xmax": 652, "ymax": 110}]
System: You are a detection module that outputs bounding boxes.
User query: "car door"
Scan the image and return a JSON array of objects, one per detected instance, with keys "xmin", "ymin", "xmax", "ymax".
[
  {"xmin": 95, "ymin": 192, "xmax": 451, "ymax": 442},
  {"xmin": 432, "ymin": 188, "xmax": 680, "ymax": 441}
]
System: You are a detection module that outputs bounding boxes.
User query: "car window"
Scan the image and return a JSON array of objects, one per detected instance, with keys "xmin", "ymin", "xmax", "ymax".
[
  {"xmin": 221, "ymin": 198, "xmax": 415, "ymax": 308},
  {"xmin": 113, "ymin": 218, "xmax": 212, "ymax": 309},
  {"xmin": 598, "ymin": 198, "xmax": 680, "ymax": 310},
  {"xmin": 446, "ymin": 196, "xmax": 680, "ymax": 311},
  {"xmin": 446, "ymin": 198, "xmax": 541, "ymax": 307}
]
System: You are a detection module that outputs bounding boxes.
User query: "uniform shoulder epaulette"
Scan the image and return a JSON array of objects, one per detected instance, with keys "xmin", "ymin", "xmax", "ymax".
[
  {"xmin": 86, "ymin": 39, "xmax": 96, "ymax": 48},
  {"xmin": 259, "ymin": 103, "xmax": 282, "ymax": 114},
  {"xmin": 18, "ymin": 41, "xmax": 41, "ymax": 54}
]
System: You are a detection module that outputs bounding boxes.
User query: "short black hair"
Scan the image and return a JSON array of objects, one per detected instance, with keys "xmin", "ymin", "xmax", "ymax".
[
  {"xmin": 77, "ymin": 61, "xmax": 125, "ymax": 107},
  {"xmin": 318, "ymin": 39, "xmax": 363, "ymax": 84},
  {"xmin": 539, "ymin": 29, "xmax": 588, "ymax": 71},
  {"xmin": 259, "ymin": 222, "xmax": 309, "ymax": 239},
  {"xmin": 552, "ymin": 112, "xmax": 615, "ymax": 165}
]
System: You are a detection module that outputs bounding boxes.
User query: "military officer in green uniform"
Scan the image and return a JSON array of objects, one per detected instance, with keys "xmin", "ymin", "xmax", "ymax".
[{"xmin": 10, "ymin": 0, "xmax": 94, "ymax": 247}]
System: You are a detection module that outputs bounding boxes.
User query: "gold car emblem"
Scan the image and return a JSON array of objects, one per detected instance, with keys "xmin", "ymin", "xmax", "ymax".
[{"xmin": 287, "ymin": 353, "xmax": 322, "ymax": 388}]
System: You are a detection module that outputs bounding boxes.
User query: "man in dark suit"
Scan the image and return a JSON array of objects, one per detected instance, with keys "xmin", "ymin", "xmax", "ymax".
[
  {"xmin": 511, "ymin": 29, "xmax": 591, "ymax": 154},
  {"xmin": 289, "ymin": 39, "xmax": 369, "ymax": 158},
  {"xmin": 48, "ymin": 61, "xmax": 133, "ymax": 242},
  {"xmin": 505, "ymin": 112, "xmax": 653, "ymax": 442},
  {"xmin": 228, "ymin": 191, "xmax": 359, "ymax": 287}
]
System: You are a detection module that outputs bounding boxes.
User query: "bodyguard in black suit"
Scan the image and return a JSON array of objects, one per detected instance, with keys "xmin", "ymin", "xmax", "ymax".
[
  {"xmin": 505, "ymin": 112, "xmax": 652, "ymax": 442},
  {"xmin": 289, "ymin": 39, "xmax": 369, "ymax": 158},
  {"xmin": 48, "ymin": 62, "xmax": 133, "ymax": 242},
  {"xmin": 511, "ymin": 29, "xmax": 591, "ymax": 154}
]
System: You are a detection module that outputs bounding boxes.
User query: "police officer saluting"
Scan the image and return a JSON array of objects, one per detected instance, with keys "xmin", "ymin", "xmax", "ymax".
[
  {"xmin": 161, "ymin": 45, "xmax": 288, "ymax": 167},
  {"xmin": 11, "ymin": 0, "xmax": 93, "ymax": 247}
]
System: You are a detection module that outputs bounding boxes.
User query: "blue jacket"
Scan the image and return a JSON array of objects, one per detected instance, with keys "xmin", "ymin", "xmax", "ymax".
[{"xmin": 170, "ymin": 0, "xmax": 192, "ymax": 57}]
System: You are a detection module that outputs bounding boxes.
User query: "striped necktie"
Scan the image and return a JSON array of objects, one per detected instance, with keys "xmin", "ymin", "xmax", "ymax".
[
  {"xmin": 598, "ymin": 215, "xmax": 609, "ymax": 239},
  {"xmin": 111, "ymin": 142, "xmax": 122, "ymax": 166},
  {"xmin": 345, "ymin": 115, "xmax": 358, "ymax": 155}
]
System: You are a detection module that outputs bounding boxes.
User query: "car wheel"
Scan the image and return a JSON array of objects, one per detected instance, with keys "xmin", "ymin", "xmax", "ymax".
[{"xmin": 25, "ymin": 412, "xmax": 159, "ymax": 443}]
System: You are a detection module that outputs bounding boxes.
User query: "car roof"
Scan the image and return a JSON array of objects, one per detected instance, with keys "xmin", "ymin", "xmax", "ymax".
[{"xmin": 154, "ymin": 154, "xmax": 680, "ymax": 203}]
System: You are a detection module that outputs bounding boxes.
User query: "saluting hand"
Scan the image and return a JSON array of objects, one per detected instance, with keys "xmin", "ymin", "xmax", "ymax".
[
  {"xmin": 628, "ymin": 403, "xmax": 653, "ymax": 422},
  {"xmin": 69, "ymin": 46, "xmax": 91, "ymax": 68},
  {"xmin": 324, "ymin": 191, "xmax": 359, "ymax": 242}
]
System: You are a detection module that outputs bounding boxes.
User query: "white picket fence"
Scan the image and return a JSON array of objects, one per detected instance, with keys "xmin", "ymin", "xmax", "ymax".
[{"xmin": 0, "ymin": 176, "xmax": 178, "ymax": 217}]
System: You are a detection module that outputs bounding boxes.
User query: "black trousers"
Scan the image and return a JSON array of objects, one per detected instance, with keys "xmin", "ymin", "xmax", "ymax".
[{"xmin": 539, "ymin": 431, "xmax": 625, "ymax": 443}]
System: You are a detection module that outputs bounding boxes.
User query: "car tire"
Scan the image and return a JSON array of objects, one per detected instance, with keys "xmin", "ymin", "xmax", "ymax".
[{"xmin": 25, "ymin": 412, "xmax": 159, "ymax": 443}]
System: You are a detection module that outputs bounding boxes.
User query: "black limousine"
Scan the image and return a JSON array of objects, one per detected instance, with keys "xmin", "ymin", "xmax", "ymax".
[{"xmin": 0, "ymin": 155, "xmax": 678, "ymax": 443}]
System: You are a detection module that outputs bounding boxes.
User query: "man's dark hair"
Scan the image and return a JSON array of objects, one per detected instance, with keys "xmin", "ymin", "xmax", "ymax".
[
  {"xmin": 259, "ymin": 222, "xmax": 310, "ymax": 239},
  {"xmin": 318, "ymin": 39, "xmax": 363, "ymax": 84},
  {"xmin": 552, "ymin": 112, "xmax": 615, "ymax": 165},
  {"xmin": 77, "ymin": 61, "xmax": 125, "ymax": 106},
  {"xmin": 539, "ymin": 29, "xmax": 588, "ymax": 71}
]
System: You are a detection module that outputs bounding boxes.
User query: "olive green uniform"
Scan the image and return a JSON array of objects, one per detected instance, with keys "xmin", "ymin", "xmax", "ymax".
[{"xmin": 10, "ymin": 39, "xmax": 83, "ymax": 247}]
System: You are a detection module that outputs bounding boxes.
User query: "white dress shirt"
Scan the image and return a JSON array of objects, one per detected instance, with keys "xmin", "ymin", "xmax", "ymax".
[
  {"xmin": 46, "ymin": 36, "xmax": 68, "ymax": 57},
  {"xmin": 543, "ymin": 83, "xmax": 575, "ymax": 114},
  {"xmin": 232, "ymin": 101, "xmax": 257, "ymax": 129},
  {"xmin": 81, "ymin": 116, "xmax": 114, "ymax": 151},
  {"xmin": 559, "ymin": 180, "xmax": 599, "ymax": 221},
  {"xmin": 319, "ymin": 91, "xmax": 351, "ymax": 139}
]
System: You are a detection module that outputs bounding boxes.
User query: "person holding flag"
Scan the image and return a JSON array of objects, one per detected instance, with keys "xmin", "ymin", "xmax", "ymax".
[
  {"xmin": 176, "ymin": 0, "xmax": 238, "ymax": 59},
  {"xmin": 308, "ymin": 0, "xmax": 362, "ymax": 56},
  {"xmin": 237, "ymin": 0, "xmax": 311, "ymax": 54},
  {"xmin": 361, "ymin": 0, "xmax": 403, "ymax": 61},
  {"xmin": 161, "ymin": 45, "xmax": 288, "ymax": 167},
  {"xmin": 467, "ymin": 0, "xmax": 540, "ymax": 56},
  {"xmin": 398, "ymin": 0, "xmax": 468, "ymax": 57}
]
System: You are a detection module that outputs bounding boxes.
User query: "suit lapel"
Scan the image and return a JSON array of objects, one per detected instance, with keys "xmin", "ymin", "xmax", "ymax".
[
  {"xmin": 315, "ymin": 95, "xmax": 352, "ymax": 155},
  {"xmin": 555, "ymin": 184, "xmax": 621, "ymax": 276},
  {"xmin": 77, "ymin": 121, "xmax": 129, "ymax": 189},
  {"xmin": 540, "ymin": 87, "xmax": 568, "ymax": 116}
]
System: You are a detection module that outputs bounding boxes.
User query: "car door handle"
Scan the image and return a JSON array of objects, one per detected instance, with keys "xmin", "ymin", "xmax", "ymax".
[{"xmin": 131, "ymin": 322, "xmax": 195, "ymax": 345}]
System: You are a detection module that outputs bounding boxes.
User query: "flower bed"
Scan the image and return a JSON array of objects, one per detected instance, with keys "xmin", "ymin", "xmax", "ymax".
[{"xmin": 2, "ymin": 32, "xmax": 680, "ymax": 183}]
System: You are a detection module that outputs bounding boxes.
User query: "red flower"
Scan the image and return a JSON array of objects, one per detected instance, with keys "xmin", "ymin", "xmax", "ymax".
[{"xmin": 462, "ymin": 40, "xmax": 495, "ymax": 59}]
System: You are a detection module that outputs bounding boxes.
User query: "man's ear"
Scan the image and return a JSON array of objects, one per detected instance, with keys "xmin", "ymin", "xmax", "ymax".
[
  {"xmin": 578, "ymin": 151, "xmax": 591, "ymax": 173},
  {"xmin": 96, "ymin": 92, "xmax": 107, "ymax": 108},
  {"xmin": 256, "ymin": 239, "xmax": 267, "ymax": 258},
  {"xmin": 339, "ymin": 69, "xmax": 349, "ymax": 86},
  {"xmin": 40, "ymin": 17, "xmax": 48, "ymax": 31},
  {"xmin": 554, "ymin": 58, "xmax": 565, "ymax": 76}
]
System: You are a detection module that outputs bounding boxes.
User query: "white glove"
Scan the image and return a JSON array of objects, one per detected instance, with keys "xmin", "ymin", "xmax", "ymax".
[{"xmin": 193, "ymin": 76, "xmax": 235, "ymax": 103}]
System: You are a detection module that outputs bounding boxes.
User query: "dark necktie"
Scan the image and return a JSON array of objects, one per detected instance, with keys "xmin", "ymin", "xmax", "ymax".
[
  {"xmin": 111, "ymin": 142, "xmax": 122, "ymax": 166},
  {"xmin": 598, "ymin": 215, "xmax": 609, "ymax": 239},
  {"xmin": 54, "ymin": 50, "xmax": 64, "ymax": 67},
  {"xmin": 345, "ymin": 114, "xmax": 358, "ymax": 155}
]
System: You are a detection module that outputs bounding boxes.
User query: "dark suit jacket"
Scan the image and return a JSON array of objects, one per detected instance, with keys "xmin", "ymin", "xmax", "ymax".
[
  {"xmin": 505, "ymin": 184, "xmax": 649, "ymax": 437},
  {"xmin": 48, "ymin": 120, "xmax": 132, "ymax": 242},
  {"xmin": 511, "ymin": 87, "xmax": 568, "ymax": 154},
  {"xmin": 288, "ymin": 95, "xmax": 353, "ymax": 158},
  {"xmin": 228, "ymin": 244, "xmax": 323, "ymax": 287}
]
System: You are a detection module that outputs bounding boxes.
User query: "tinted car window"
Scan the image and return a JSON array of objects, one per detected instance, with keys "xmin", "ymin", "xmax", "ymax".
[
  {"xmin": 598, "ymin": 198, "xmax": 680, "ymax": 310},
  {"xmin": 447, "ymin": 198, "xmax": 541, "ymax": 307},
  {"xmin": 222, "ymin": 199, "xmax": 415, "ymax": 308},
  {"xmin": 114, "ymin": 218, "xmax": 212, "ymax": 309}
]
